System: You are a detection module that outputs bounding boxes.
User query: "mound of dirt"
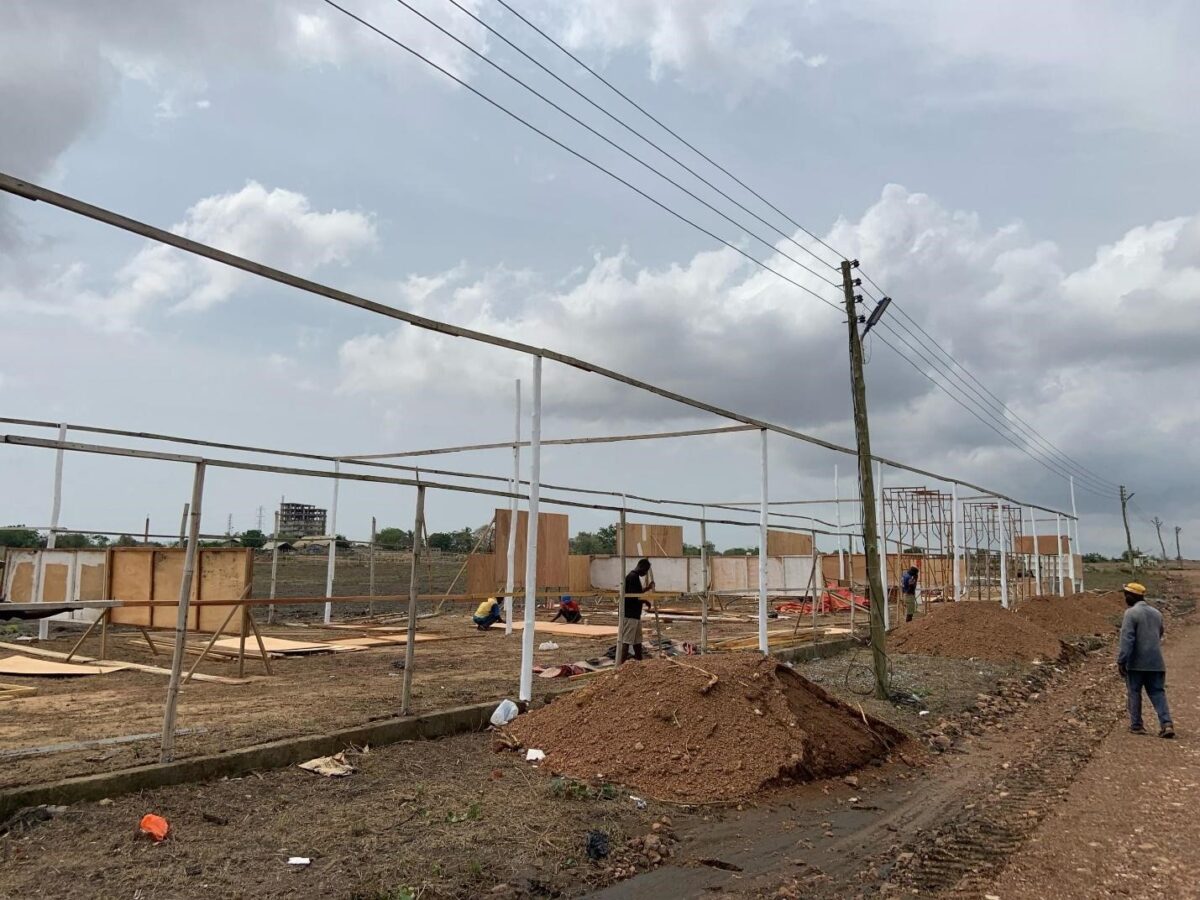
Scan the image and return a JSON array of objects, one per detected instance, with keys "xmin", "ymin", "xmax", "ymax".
[
  {"xmin": 1015, "ymin": 591, "xmax": 1125, "ymax": 638},
  {"xmin": 505, "ymin": 653, "xmax": 902, "ymax": 803},
  {"xmin": 889, "ymin": 602, "xmax": 1064, "ymax": 663}
]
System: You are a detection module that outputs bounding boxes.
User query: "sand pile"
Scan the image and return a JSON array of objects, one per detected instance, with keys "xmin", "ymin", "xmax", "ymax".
[
  {"xmin": 506, "ymin": 652, "xmax": 902, "ymax": 803},
  {"xmin": 1015, "ymin": 591, "xmax": 1125, "ymax": 638},
  {"xmin": 889, "ymin": 602, "xmax": 1064, "ymax": 663}
]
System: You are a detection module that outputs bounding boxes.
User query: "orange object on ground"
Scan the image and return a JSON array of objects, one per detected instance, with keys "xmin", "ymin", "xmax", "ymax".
[{"xmin": 139, "ymin": 813, "xmax": 170, "ymax": 842}]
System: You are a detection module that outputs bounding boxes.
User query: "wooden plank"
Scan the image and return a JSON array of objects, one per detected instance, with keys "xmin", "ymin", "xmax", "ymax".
[
  {"xmin": 0, "ymin": 683, "xmax": 37, "ymax": 701},
  {"xmin": 211, "ymin": 636, "xmax": 334, "ymax": 657},
  {"xmin": 623, "ymin": 522, "xmax": 683, "ymax": 557},
  {"xmin": 0, "ymin": 641, "xmax": 255, "ymax": 685},
  {"xmin": 323, "ymin": 634, "xmax": 451, "ymax": 649},
  {"xmin": 766, "ymin": 530, "xmax": 813, "ymax": 557},
  {"xmin": 493, "ymin": 509, "xmax": 570, "ymax": 590},
  {"xmin": 0, "ymin": 655, "xmax": 129, "ymax": 677}
]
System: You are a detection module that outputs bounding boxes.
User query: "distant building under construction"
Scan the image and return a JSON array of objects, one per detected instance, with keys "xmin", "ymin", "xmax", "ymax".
[{"xmin": 279, "ymin": 502, "xmax": 327, "ymax": 538}]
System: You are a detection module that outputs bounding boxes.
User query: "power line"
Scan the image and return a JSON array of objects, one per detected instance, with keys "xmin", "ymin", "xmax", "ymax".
[
  {"xmin": 317, "ymin": 0, "xmax": 845, "ymax": 315},
  {"xmin": 487, "ymin": 0, "xmax": 1121, "ymax": 494},
  {"xmin": 386, "ymin": 0, "xmax": 840, "ymax": 290},
  {"xmin": 321, "ymin": 0, "xmax": 1116, "ymax": 496},
  {"xmin": 490, "ymin": 0, "xmax": 845, "ymax": 265}
]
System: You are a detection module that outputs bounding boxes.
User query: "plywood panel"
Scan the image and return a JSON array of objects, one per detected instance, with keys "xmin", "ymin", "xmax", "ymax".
[
  {"xmin": 493, "ymin": 509, "xmax": 570, "ymax": 590},
  {"xmin": 568, "ymin": 555, "xmax": 592, "ymax": 594},
  {"xmin": 108, "ymin": 550, "xmax": 154, "ymax": 627},
  {"xmin": 509, "ymin": 621, "xmax": 618, "ymax": 637},
  {"xmin": 78, "ymin": 564, "xmax": 106, "ymax": 601},
  {"xmin": 467, "ymin": 554, "xmax": 497, "ymax": 596},
  {"xmin": 711, "ymin": 556, "xmax": 752, "ymax": 592},
  {"xmin": 151, "ymin": 551, "xmax": 185, "ymax": 630},
  {"xmin": 622, "ymin": 523, "xmax": 684, "ymax": 558},
  {"xmin": 196, "ymin": 549, "xmax": 251, "ymax": 634},
  {"xmin": 9, "ymin": 560, "xmax": 34, "ymax": 603},
  {"xmin": 1014, "ymin": 535, "xmax": 1071, "ymax": 555},
  {"xmin": 766, "ymin": 530, "xmax": 814, "ymax": 557},
  {"xmin": 41, "ymin": 564, "xmax": 69, "ymax": 603}
]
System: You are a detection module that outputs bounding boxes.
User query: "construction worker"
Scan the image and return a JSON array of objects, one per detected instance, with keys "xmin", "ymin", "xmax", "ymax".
[
  {"xmin": 1117, "ymin": 582, "xmax": 1174, "ymax": 738},
  {"xmin": 900, "ymin": 566, "xmax": 919, "ymax": 622},
  {"xmin": 472, "ymin": 597, "xmax": 503, "ymax": 630},
  {"xmin": 619, "ymin": 559, "xmax": 655, "ymax": 662},
  {"xmin": 550, "ymin": 595, "xmax": 582, "ymax": 624}
]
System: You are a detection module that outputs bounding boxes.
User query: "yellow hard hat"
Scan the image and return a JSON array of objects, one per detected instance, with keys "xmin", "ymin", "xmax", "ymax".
[{"xmin": 1124, "ymin": 582, "xmax": 1146, "ymax": 596}]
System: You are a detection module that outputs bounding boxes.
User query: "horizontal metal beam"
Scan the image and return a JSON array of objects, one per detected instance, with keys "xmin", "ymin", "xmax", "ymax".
[{"xmin": 0, "ymin": 174, "xmax": 1077, "ymax": 519}]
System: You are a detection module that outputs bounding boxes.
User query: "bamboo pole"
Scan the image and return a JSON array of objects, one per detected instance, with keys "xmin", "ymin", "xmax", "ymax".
[
  {"xmin": 400, "ymin": 485, "xmax": 426, "ymax": 716},
  {"xmin": 160, "ymin": 461, "xmax": 205, "ymax": 763}
]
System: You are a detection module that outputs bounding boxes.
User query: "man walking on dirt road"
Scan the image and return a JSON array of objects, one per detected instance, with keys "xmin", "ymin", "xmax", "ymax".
[{"xmin": 1118, "ymin": 582, "xmax": 1175, "ymax": 738}]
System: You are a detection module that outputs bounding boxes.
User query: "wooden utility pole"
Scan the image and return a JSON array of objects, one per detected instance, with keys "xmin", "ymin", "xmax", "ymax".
[
  {"xmin": 841, "ymin": 260, "xmax": 888, "ymax": 700},
  {"xmin": 1176, "ymin": 526, "xmax": 1183, "ymax": 568},
  {"xmin": 1153, "ymin": 517, "xmax": 1167, "ymax": 561},
  {"xmin": 1119, "ymin": 486, "xmax": 1135, "ymax": 564}
]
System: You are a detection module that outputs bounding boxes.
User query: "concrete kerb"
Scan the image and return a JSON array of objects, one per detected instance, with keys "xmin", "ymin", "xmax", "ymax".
[{"xmin": 0, "ymin": 639, "xmax": 859, "ymax": 822}]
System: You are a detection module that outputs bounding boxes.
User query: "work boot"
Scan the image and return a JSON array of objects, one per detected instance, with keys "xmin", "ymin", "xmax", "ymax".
[
  {"xmin": 1130, "ymin": 724, "xmax": 1148, "ymax": 735},
  {"xmin": 1160, "ymin": 723, "xmax": 1176, "ymax": 739}
]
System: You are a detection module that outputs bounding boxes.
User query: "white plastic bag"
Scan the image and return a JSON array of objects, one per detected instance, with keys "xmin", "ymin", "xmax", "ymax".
[
  {"xmin": 538, "ymin": 640, "xmax": 560, "ymax": 651},
  {"xmin": 490, "ymin": 698, "xmax": 519, "ymax": 726}
]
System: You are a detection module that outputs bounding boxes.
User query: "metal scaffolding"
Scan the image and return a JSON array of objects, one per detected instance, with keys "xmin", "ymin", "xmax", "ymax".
[
  {"xmin": 962, "ymin": 501, "xmax": 1028, "ymax": 606},
  {"xmin": 881, "ymin": 486, "xmax": 955, "ymax": 601}
]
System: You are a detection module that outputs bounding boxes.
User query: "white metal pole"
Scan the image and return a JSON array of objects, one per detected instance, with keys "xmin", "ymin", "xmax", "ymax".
[
  {"xmin": 877, "ymin": 461, "xmax": 889, "ymax": 631},
  {"xmin": 324, "ymin": 461, "xmax": 339, "ymax": 624},
  {"xmin": 505, "ymin": 379, "xmax": 521, "ymax": 635},
  {"xmin": 161, "ymin": 461, "xmax": 205, "ymax": 763},
  {"xmin": 997, "ymin": 498, "xmax": 1009, "ymax": 608},
  {"xmin": 38, "ymin": 424, "xmax": 67, "ymax": 640},
  {"xmin": 1055, "ymin": 514, "xmax": 1065, "ymax": 597},
  {"xmin": 1068, "ymin": 477, "xmax": 1079, "ymax": 592},
  {"xmin": 757, "ymin": 429, "xmax": 769, "ymax": 654},
  {"xmin": 1029, "ymin": 508, "xmax": 1042, "ymax": 596},
  {"xmin": 268, "ymin": 509, "xmax": 281, "ymax": 624},
  {"xmin": 835, "ymin": 464, "xmax": 845, "ymax": 580},
  {"xmin": 617, "ymin": 503, "xmax": 627, "ymax": 665},
  {"xmin": 699, "ymin": 507, "xmax": 709, "ymax": 654},
  {"xmin": 401, "ymin": 484, "xmax": 426, "ymax": 716},
  {"xmin": 951, "ymin": 482, "xmax": 962, "ymax": 602},
  {"xmin": 518, "ymin": 357, "xmax": 541, "ymax": 702}
]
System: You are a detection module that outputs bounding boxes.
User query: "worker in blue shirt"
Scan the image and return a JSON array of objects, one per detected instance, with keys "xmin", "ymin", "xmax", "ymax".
[
  {"xmin": 1117, "ymin": 582, "xmax": 1174, "ymax": 738},
  {"xmin": 900, "ymin": 566, "xmax": 919, "ymax": 622}
]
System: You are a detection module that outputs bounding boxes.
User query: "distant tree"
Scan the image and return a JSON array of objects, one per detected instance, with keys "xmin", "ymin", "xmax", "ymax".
[
  {"xmin": 114, "ymin": 534, "xmax": 139, "ymax": 547},
  {"xmin": 721, "ymin": 546, "xmax": 758, "ymax": 556},
  {"xmin": 427, "ymin": 528, "xmax": 475, "ymax": 553},
  {"xmin": 682, "ymin": 541, "xmax": 717, "ymax": 557},
  {"xmin": 570, "ymin": 524, "xmax": 618, "ymax": 555},
  {"xmin": 91, "ymin": 534, "xmax": 111, "ymax": 547},
  {"xmin": 239, "ymin": 529, "xmax": 267, "ymax": 549},
  {"xmin": 1082, "ymin": 552, "xmax": 1108, "ymax": 563},
  {"xmin": 0, "ymin": 527, "xmax": 43, "ymax": 548},
  {"xmin": 54, "ymin": 533, "xmax": 92, "ymax": 549},
  {"xmin": 376, "ymin": 527, "xmax": 413, "ymax": 551}
]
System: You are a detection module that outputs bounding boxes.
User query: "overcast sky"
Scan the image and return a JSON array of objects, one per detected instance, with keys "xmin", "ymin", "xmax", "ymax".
[{"xmin": 2, "ymin": 0, "xmax": 1197, "ymax": 556}]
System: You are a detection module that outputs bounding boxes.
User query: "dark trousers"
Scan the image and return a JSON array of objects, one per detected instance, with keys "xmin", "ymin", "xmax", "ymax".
[
  {"xmin": 1126, "ymin": 670, "xmax": 1172, "ymax": 728},
  {"xmin": 473, "ymin": 611, "xmax": 501, "ymax": 630}
]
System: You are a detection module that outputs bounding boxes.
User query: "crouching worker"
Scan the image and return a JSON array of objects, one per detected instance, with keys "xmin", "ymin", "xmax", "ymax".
[
  {"xmin": 473, "ymin": 597, "xmax": 503, "ymax": 630},
  {"xmin": 1118, "ymin": 582, "xmax": 1175, "ymax": 738},
  {"xmin": 620, "ymin": 559, "xmax": 654, "ymax": 662},
  {"xmin": 551, "ymin": 595, "xmax": 582, "ymax": 624}
]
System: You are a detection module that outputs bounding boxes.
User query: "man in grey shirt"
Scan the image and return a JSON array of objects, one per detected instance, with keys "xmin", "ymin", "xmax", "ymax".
[{"xmin": 1117, "ymin": 582, "xmax": 1174, "ymax": 738}]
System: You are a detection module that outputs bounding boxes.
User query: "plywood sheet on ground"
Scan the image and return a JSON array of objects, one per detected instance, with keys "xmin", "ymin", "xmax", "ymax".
[
  {"xmin": 493, "ymin": 509, "xmax": 570, "ymax": 590},
  {"xmin": 211, "ymin": 637, "xmax": 333, "ymax": 657},
  {"xmin": 0, "ymin": 655, "xmax": 128, "ymax": 677},
  {"xmin": 766, "ymin": 530, "xmax": 814, "ymax": 557},
  {"xmin": 509, "ymin": 621, "xmax": 618, "ymax": 637},
  {"xmin": 324, "ymin": 634, "xmax": 451, "ymax": 649},
  {"xmin": 623, "ymin": 523, "xmax": 683, "ymax": 557}
]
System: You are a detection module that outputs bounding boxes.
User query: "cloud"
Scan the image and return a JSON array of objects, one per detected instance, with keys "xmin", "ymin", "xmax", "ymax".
[
  {"xmin": 851, "ymin": 0, "xmax": 1200, "ymax": 131},
  {"xmin": 547, "ymin": 0, "xmax": 823, "ymax": 97},
  {"xmin": 0, "ymin": 183, "xmax": 376, "ymax": 332},
  {"xmin": 336, "ymin": 184, "xmax": 1200, "ymax": 529}
]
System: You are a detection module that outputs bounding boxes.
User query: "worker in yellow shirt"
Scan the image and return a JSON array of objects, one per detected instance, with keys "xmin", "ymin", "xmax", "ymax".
[{"xmin": 473, "ymin": 597, "xmax": 502, "ymax": 630}]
